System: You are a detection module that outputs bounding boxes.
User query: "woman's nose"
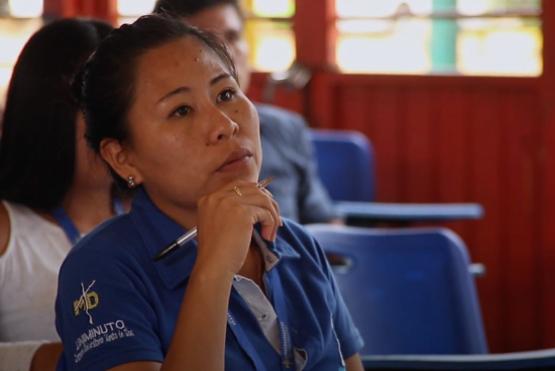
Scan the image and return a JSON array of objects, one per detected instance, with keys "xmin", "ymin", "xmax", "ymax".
[{"xmin": 207, "ymin": 108, "xmax": 239, "ymax": 144}]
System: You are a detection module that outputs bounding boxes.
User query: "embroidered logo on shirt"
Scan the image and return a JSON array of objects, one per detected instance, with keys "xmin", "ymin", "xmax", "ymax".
[
  {"xmin": 73, "ymin": 320, "xmax": 136, "ymax": 364},
  {"xmin": 73, "ymin": 280, "xmax": 99, "ymax": 324}
]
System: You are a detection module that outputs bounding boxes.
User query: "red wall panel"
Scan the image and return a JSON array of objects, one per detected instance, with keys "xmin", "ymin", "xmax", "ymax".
[
  {"xmin": 43, "ymin": 0, "xmax": 117, "ymax": 22},
  {"xmin": 334, "ymin": 82, "xmax": 542, "ymax": 352}
]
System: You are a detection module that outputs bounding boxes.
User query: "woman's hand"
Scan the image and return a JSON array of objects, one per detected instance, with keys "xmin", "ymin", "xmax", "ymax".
[
  {"xmin": 158, "ymin": 179, "xmax": 281, "ymax": 370},
  {"xmin": 194, "ymin": 179, "xmax": 281, "ymax": 277}
]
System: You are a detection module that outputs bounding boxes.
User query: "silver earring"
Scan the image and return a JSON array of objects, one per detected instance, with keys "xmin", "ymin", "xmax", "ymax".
[{"xmin": 127, "ymin": 176, "xmax": 136, "ymax": 189}]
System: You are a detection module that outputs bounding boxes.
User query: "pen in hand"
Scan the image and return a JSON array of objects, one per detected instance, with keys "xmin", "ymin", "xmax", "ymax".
[{"xmin": 153, "ymin": 177, "xmax": 274, "ymax": 261}]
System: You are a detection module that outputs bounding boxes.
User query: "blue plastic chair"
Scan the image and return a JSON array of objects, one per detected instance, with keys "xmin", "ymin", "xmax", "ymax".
[
  {"xmin": 309, "ymin": 129, "xmax": 375, "ymax": 202},
  {"xmin": 309, "ymin": 129, "xmax": 484, "ymax": 222},
  {"xmin": 306, "ymin": 224, "xmax": 488, "ymax": 356},
  {"xmin": 361, "ymin": 349, "xmax": 555, "ymax": 370}
]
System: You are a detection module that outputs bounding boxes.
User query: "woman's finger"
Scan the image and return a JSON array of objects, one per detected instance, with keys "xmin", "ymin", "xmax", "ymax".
[
  {"xmin": 249, "ymin": 205, "xmax": 278, "ymax": 241},
  {"xmin": 228, "ymin": 186, "xmax": 281, "ymax": 239}
]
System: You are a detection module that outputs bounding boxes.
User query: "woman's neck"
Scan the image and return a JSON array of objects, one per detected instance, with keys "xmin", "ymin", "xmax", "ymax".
[
  {"xmin": 238, "ymin": 244, "xmax": 265, "ymax": 288},
  {"xmin": 60, "ymin": 185, "xmax": 114, "ymax": 235}
]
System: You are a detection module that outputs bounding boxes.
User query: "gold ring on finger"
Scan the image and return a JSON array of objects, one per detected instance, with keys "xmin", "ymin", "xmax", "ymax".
[{"xmin": 232, "ymin": 185, "xmax": 243, "ymax": 197}]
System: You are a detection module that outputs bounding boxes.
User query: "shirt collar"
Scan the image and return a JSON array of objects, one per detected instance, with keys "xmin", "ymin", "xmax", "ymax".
[
  {"xmin": 130, "ymin": 188, "xmax": 300, "ymax": 290},
  {"xmin": 251, "ymin": 225, "xmax": 302, "ymax": 269}
]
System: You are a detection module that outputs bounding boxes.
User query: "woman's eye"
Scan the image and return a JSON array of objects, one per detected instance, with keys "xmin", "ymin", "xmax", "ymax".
[
  {"xmin": 170, "ymin": 105, "xmax": 191, "ymax": 118},
  {"xmin": 218, "ymin": 88, "xmax": 235, "ymax": 103}
]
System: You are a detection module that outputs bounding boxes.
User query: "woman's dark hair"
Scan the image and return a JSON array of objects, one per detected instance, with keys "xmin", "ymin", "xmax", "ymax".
[
  {"xmin": 76, "ymin": 14, "xmax": 237, "ymax": 188},
  {"xmin": 0, "ymin": 18, "xmax": 113, "ymax": 211},
  {"xmin": 153, "ymin": 0, "xmax": 244, "ymax": 20}
]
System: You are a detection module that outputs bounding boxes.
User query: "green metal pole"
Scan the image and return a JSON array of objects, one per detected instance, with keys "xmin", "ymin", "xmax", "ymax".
[{"xmin": 431, "ymin": 0, "xmax": 458, "ymax": 73}]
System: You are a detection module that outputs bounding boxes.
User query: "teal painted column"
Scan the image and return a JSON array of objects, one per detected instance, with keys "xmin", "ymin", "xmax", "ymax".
[{"xmin": 431, "ymin": 0, "xmax": 457, "ymax": 73}]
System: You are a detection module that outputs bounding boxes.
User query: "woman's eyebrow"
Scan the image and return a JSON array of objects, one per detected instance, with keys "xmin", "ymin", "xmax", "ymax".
[
  {"xmin": 157, "ymin": 73, "xmax": 231, "ymax": 104},
  {"xmin": 158, "ymin": 86, "xmax": 191, "ymax": 103},
  {"xmin": 211, "ymin": 73, "xmax": 231, "ymax": 85}
]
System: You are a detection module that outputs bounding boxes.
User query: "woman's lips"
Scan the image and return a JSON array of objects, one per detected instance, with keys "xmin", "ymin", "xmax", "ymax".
[{"xmin": 216, "ymin": 148, "xmax": 253, "ymax": 172}]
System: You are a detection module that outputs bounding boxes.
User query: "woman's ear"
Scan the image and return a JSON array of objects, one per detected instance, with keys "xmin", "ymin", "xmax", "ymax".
[{"xmin": 100, "ymin": 138, "xmax": 143, "ymax": 186}]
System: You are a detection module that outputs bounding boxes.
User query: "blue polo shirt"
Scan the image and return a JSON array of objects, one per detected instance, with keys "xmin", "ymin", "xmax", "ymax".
[{"xmin": 55, "ymin": 189, "xmax": 363, "ymax": 370}]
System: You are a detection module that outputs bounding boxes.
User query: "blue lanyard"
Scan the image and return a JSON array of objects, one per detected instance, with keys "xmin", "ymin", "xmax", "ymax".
[
  {"xmin": 52, "ymin": 198, "xmax": 125, "ymax": 245},
  {"xmin": 51, "ymin": 207, "xmax": 81, "ymax": 245}
]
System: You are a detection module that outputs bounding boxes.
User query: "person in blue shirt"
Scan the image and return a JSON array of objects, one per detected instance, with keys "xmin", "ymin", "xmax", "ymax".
[
  {"xmin": 55, "ymin": 14, "xmax": 363, "ymax": 371},
  {"xmin": 152, "ymin": 0, "xmax": 342, "ymax": 224}
]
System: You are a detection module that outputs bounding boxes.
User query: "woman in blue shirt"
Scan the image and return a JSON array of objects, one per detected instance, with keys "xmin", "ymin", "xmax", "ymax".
[{"xmin": 55, "ymin": 14, "xmax": 363, "ymax": 371}]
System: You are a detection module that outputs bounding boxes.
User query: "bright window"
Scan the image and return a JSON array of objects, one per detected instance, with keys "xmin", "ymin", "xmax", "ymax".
[
  {"xmin": 244, "ymin": 0, "xmax": 295, "ymax": 72},
  {"xmin": 116, "ymin": 0, "xmax": 296, "ymax": 72},
  {"xmin": 117, "ymin": 0, "xmax": 155, "ymax": 25},
  {"xmin": 335, "ymin": 0, "xmax": 542, "ymax": 76}
]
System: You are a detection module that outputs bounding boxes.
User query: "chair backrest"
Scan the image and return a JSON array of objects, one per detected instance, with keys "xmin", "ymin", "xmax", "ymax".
[
  {"xmin": 362, "ymin": 348, "xmax": 555, "ymax": 370},
  {"xmin": 309, "ymin": 129, "xmax": 375, "ymax": 202},
  {"xmin": 306, "ymin": 224, "xmax": 488, "ymax": 356}
]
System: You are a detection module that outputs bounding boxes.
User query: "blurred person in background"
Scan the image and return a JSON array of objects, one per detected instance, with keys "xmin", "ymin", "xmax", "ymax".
[
  {"xmin": 0, "ymin": 18, "xmax": 115, "ymax": 371},
  {"xmin": 153, "ymin": 0, "xmax": 343, "ymax": 224}
]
